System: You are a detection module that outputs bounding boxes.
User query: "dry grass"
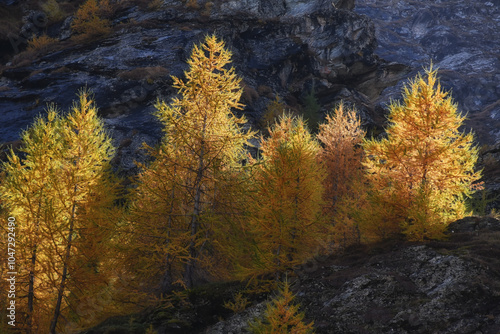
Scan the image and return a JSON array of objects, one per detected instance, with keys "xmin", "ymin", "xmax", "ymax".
[
  {"xmin": 257, "ymin": 85, "xmax": 274, "ymax": 98},
  {"xmin": 241, "ymin": 83, "xmax": 259, "ymax": 104},
  {"xmin": 41, "ymin": 0, "xmax": 67, "ymax": 23}
]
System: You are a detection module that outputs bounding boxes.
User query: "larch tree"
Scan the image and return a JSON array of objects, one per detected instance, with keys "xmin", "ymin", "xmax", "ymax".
[
  {"xmin": 363, "ymin": 66, "xmax": 481, "ymax": 241},
  {"xmin": 48, "ymin": 90, "xmax": 117, "ymax": 333},
  {"xmin": 0, "ymin": 108, "xmax": 63, "ymax": 333},
  {"xmin": 247, "ymin": 114, "xmax": 326, "ymax": 279},
  {"xmin": 0, "ymin": 90, "xmax": 118, "ymax": 333},
  {"xmin": 317, "ymin": 103, "xmax": 366, "ymax": 246},
  {"xmin": 249, "ymin": 280, "xmax": 314, "ymax": 334},
  {"xmin": 129, "ymin": 34, "xmax": 255, "ymax": 292}
]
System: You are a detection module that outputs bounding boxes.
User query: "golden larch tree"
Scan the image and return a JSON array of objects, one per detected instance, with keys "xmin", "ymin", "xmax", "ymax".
[
  {"xmin": 247, "ymin": 114, "xmax": 326, "ymax": 279},
  {"xmin": 0, "ymin": 108, "xmax": 63, "ymax": 333},
  {"xmin": 129, "ymin": 34, "xmax": 255, "ymax": 291},
  {"xmin": 363, "ymin": 66, "xmax": 481, "ymax": 241},
  {"xmin": 0, "ymin": 90, "xmax": 118, "ymax": 333},
  {"xmin": 317, "ymin": 103, "xmax": 366, "ymax": 247},
  {"xmin": 249, "ymin": 280, "xmax": 314, "ymax": 334}
]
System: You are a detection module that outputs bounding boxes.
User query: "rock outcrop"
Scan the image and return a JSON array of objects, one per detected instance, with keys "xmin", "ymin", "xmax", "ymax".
[
  {"xmin": 0, "ymin": 0, "xmax": 407, "ymax": 173},
  {"xmin": 355, "ymin": 0, "xmax": 500, "ymax": 145}
]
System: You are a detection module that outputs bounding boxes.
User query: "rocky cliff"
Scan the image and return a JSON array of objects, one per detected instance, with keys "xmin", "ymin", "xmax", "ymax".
[
  {"xmin": 2, "ymin": 0, "xmax": 498, "ymax": 176},
  {"xmin": 355, "ymin": 0, "xmax": 500, "ymax": 145},
  {"xmin": 0, "ymin": 0, "xmax": 407, "ymax": 173}
]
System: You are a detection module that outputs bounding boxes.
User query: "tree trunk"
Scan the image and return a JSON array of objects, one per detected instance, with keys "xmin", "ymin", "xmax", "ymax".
[
  {"xmin": 184, "ymin": 116, "xmax": 207, "ymax": 288},
  {"xmin": 50, "ymin": 188, "xmax": 77, "ymax": 334},
  {"xmin": 27, "ymin": 195, "xmax": 43, "ymax": 334},
  {"xmin": 160, "ymin": 169, "xmax": 177, "ymax": 296}
]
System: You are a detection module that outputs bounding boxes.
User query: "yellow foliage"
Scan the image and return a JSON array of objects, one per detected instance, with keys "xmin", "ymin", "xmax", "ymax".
[
  {"xmin": 362, "ymin": 66, "xmax": 481, "ymax": 241},
  {"xmin": 224, "ymin": 292, "xmax": 251, "ymax": 313},
  {"xmin": 249, "ymin": 281, "xmax": 314, "ymax": 334},
  {"xmin": 128, "ymin": 35, "xmax": 255, "ymax": 291},
  {"xmin": 0, "ymin": 90, "xmax": 118, "ymax": 332},
  {"xmin": 71, "ymin": 0, "xmax": 111, "ymax": 39},
  {"xmin": 247, "ymin": 114, "xmax": 326, "ymax": 278}
]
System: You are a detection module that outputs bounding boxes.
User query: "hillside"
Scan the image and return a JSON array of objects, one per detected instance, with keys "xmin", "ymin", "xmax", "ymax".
[{"xmin": 0, "ymin": 0, "xmax": 499, "ymax": 333}]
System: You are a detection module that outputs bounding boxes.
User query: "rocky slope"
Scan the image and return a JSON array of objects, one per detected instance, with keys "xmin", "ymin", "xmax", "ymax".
[{"xmin": 204, "ymin": 216, "xmax": 500, "ymax": 334}]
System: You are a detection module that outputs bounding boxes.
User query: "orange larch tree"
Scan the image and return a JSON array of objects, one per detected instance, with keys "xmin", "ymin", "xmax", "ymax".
[
  {"xmin": 247, "ymin": 114, "xmax": 326, "ymax": 279},
  {"xmin": 317, "ymin": 103, "xmax": 366, "ymax": 246},
  {"xmin": 362, "ymin": 66, "xmax": 481, "ymax": 241}
]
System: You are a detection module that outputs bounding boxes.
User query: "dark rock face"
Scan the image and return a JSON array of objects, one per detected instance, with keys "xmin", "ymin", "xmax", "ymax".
[
  {"xmin": 355, "ymin": 0, "xmax": 500, "ymax": 145},
  {"xmin": 0, "ymin": 0, "xmax": 403, "ymax": 173}
]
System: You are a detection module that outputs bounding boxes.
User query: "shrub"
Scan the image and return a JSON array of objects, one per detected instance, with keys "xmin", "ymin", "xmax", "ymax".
[
  {"xmin": 71, "ymin": 0, "xmax": 112, "ymax": 39},
  {"xmin": 27, "ymin": 34, "xmax": 58, "ymax": 53},
  {"xmin": 41, "ymin": 0, "xmax": 66, "ymax": 22},
  {"xmin": 224, "ymin": 292, "xmax": 250, "ymax": 313}
]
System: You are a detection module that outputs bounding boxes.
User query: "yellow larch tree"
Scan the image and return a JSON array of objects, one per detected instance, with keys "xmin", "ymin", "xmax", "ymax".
[
  {"xmin": 249, "ymin": 280, "xmax": 314, "ymax": 334},
  {"xmin": 317, "ymin": 103, "xmax": 366, "ymax": 247},
  {"xmin": 48, "ymin": 90, "xmax": 117, "ymax": 333},
  {"xmin": 362, "ymin": 66, "xmax": 481, "ymax": 241},
  {"xmin": 0, "ymin": 90, "xmax": 118, "ymax": 333},
  {"xmin": 128, "ymin": 34, "xmax": 255, "ymax": 292},
  {"xmin": 247, "ymin": 114, "xmax": 326, "ymax": 279},
  {"xmin": 0, "ymin": 108, "xmax": 63, "ymax": 333}
]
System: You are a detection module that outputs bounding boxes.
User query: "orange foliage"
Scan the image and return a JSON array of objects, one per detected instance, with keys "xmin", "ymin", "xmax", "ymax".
[
  {"xmin": 71, "ymin": 0, "xmax": 111, "ymax": 39},
  {"xmin": 247, "ymin": 114, "xmax": 326, "ymax": 278},
  {"xmin": 363, "ymin": 66, "xmax": 481, "ymax": 241},
  {"xmin": 249, "ymin": 280, "xmax": 314, "ymax": 334},
  {"xmin": 317, "ymin": 103, "xmax": 366, "ymax": 247}
]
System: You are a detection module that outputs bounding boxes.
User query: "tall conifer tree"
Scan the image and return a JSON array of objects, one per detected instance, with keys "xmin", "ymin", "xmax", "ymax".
[
  {"xmin": 317, "ymin": 103, "xmax": 366, "ymax": 246},
  {"xmin": 247, "ymin": 114, "xmax": 326, "ymax": 279},
  {"xmin": 129, "ymin": 35, "xmax": 255, "ymax": 291},
  {"xmin": 0, "ymin": 90, "xmax": 117, "ymax": 333}
]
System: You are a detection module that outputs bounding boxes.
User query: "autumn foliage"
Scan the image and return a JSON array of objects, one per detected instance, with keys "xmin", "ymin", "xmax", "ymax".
[
  {"xmin": 0, "ymin": 90, "xmax": 118, "ymax": 333},
  {"xmin": 249, "ymin": 280, "xmax": 314, "ymax": 334},
  {"xmin": 127, "ymin": 35, "xmax": 255, "ymax": 292},
  {"xmin": 317, "ymin": 103, "xmax": 366, "ymax": 246},
  {"xmin": 0, "ymin": 29, "xmax": 485, "ymax": 333},
  {"xmin": 246, "ymin": 114, "xmax": 326, "ymax": 278},
  {"xmin": 362, "ymin": 66, "xmax": 481, "ymax": 241},
  {"xmin": 71, "ymin": 0, "xmax": 112, "ymax": 39}
]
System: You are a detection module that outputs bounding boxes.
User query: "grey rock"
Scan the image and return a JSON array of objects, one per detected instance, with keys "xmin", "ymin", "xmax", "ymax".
[
  {"xmin": 297, "ymin": 239, "xmax": 500, "ymax": 333},
  {"xmin": 355, "ymin": 0, "xmax": 500, "ymax": 145},
  {"xmin": 0, "ymin": 0, "xmax": 394, "ymax": 174}
]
